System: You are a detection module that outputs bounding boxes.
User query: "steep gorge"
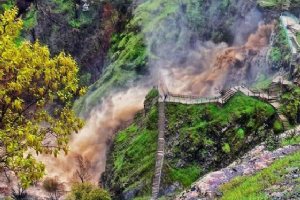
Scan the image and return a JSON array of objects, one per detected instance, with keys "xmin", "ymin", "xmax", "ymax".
[
  {"xmin": 1, "ymin": 0, "xmax": 300, "ymax": 199},
  {"xmin": 40, "ymin": 0, "xmax": 282, "ymax": 191}
]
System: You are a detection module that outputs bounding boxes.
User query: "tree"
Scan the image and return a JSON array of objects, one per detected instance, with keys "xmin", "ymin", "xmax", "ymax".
[
  {"xmin": 73, "ymin": 154, "xmax": 91, "ymax": 183},
  {"xmin": 66, "ymin": 183, "xmax": 111, "ymax": 200},
  {"xmin": 0, "ymin": 8, "xmax": 85, "ymax": 188}
]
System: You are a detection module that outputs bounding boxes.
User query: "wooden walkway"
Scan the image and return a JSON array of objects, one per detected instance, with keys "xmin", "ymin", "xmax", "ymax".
[
  {"xmin": 152, "ymin": 77, "xmax": 292, "ymax": 199},
  {"xmin": 159, "ymin": 85, "xmax": 277, "ymax": 105},
  {"xmin": 151, "ymin": 102, "xmax": 165, "ymax": 200}
]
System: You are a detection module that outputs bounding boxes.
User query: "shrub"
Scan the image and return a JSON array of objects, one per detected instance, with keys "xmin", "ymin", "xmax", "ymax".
[
  {"xmin": 236, "ymin": 128, "xmax": 245, "ymax": 139},
  {"xmin": 273, "ymin": 120, "xmax": 283, "ymax": 134},
  {"xmin": 222, "ymin": 143, "xmax": 231, "ymax": 154},
  {"xmin": 43, "ymin": 178, "xmax": 64, "ymax": 200},
  {"xmin": 66, "ymin": 183, "xmax": 111, "ymax": 200}
]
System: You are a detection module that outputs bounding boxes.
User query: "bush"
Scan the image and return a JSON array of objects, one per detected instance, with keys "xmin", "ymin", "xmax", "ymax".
[
  {"xmin": 222, "ymin": 143, "xmax": 231, "ymax": 154},
  {"xmin": 66, "ymin": 183, "xmax": 111, "ymax": 200},
  {"xmin": 273, "ymin": 120, "xmax": 283, "ymax": 134},
  {"xmin": 43, "ymin": 178, "xmax": 64, "ymax": 200},
  {"xmin": 236, "ymin": 128, "xmax": 245, "ymax": 139}
]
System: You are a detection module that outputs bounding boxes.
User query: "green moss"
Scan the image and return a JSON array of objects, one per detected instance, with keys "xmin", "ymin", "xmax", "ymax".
[
  {"xmin": 270, "ymin": 47, "xmax": 282, "ymax": 62},
  {"xmin": 281, "ymin": 86, "xmax": 300, "ymax": 125},
  {"xmin": 222, "ymin": 143, "xmax": 231, "ymax": 153},
  {"xmin": 281, "ymin": 135, "xmax": 300, "ymax": 146},
  {"xmin": 252, "ymin": 74, "xmax": 272, "ymax": 90},
  {"xmin": 69, "ymin": 12, "xmax": 93, "ymax": 28},
  {"xmin": 258, "ymin": 0, "xmax": 300, "ymax": 9},
  {"xmin": 169, "ymin": 165, "xmax": 202, "ymax": 187},
  {"xmin": 52, "ymin": 0, "xmax": 74, "ymax": 14},
  {"xmin": 105, "ymin": 101, "xmax": 158, "ymax": 198},
  {"xmin": 269, "ymin": 22, "xmax": 291, "ymax": 69},
  {"xmin": 236, "ymin": 128, "xmax": 245, "ymax": 139},
  {"xmin": 22, "ymin": 8, "xmax": 37, "ymax": 31},
  {"xmin": 0, "ymin": 0, "xmax": 15, "ymax": 11},
  {"xmin": 220, "ymin": 151, "xmax": 300, "ymax": 200},
  {"xmin": 297, "ymin": 32, "xmax": 300, "ymax": 45},
  {"xmin": 273, "ymin": 120, "xmax": 284, "ymax": 134},
  {"xmin": 145, "ymin": 88, "xmax": 159, "ymax": 101}
]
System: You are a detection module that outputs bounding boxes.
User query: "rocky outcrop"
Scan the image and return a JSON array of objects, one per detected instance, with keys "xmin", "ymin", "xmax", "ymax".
[
  {"xmin": 177, "ymin": 144, "xmax": 300, "ymax": 200},
  {"xmin": 22, "ymin": 1, "xmax": 131, "ymax": 82},
  {"xmin": 177, "ymin": 126, "xmax": 300, "ymax": 200}
]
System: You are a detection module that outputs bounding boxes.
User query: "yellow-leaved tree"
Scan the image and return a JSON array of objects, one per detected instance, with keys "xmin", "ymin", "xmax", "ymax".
[{"xmin": 0, "ymin": 8, "xmax": 85, "ymax": 188}]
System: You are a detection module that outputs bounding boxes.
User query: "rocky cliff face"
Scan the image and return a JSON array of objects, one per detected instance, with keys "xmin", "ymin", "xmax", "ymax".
[{"xmin": 16, "ymin": 0, "xmax": 132, "ymax": 83}]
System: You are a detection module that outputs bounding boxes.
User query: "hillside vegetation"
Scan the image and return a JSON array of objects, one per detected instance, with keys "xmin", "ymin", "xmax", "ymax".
[
  {"xmin": 103, "ymin": 90, "xmax": 282, "ymax": 199},
  {"xmin": 258, "ymin": 0, "xmax": 300, "ymax": 9}
]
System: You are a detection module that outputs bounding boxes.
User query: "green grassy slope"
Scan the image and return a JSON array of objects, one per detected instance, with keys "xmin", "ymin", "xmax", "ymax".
[
  {"xmin": 220, "ymin": 151, "xmax": 300, "ymax": 200},
  {"xmin": 102, "ymin": 89, "xmax": 159, "ymax": 199}
]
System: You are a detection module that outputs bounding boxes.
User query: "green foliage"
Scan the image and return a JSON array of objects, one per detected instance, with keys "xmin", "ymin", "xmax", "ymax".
[
  {"xmin": 258, "ymin": 0, "xmax": 300, "ymax": 9},
  {"xmin": 66, "ymin": 183, "xmax": 111, "ymax": 200},
  {"xmin": 281, "ymin": 86, "xmax": 300, "ymax": 124},
  {"xmin": 252, "ymin": 74, "xmax": 272, "ymax": 90},
  {"xmin": 105, "ymin": 101, "xmax": 158, "ymax": 198},
  {"xmin": 51, "ymin": 0, "xmax": 95, "ymax": 28},
  {"xmin": 131, "ymin": 0, "xmax": 179, "ymax": 33},
  {"xmin": 145, "ymin": 88, "xmax": 159, "ymax": 101},
  {"xmin": 74, "ymin": 32, "xmax": 147, "ymax": 116},
  {"xmin": 0, "ymin": 8, "xmax": 85, "ymax": 188},
  {"xmin": 79, "ymin": 72, "xmax": 92, "ymax": 87},
  {"xmin": 220, "ymin": 151, "xmax": 300, "ymax": 200},
  {"xmin": 69, "ymin": 12, "xmax": 93, "ymax": 29},
  {"xmin": 0, "ymin": 0, "xmax": 15, "ymax": 12},
  {"xmin": 183, "ymin": 0, "xmax": 204, "ymax": 30},
  {"xmin": 273, "ymin": 120, "xmax": 284, "ymax": 134},
  {"xmin": 52, "ymin": 0, "xmax": 75, "ymax": 14},
  {"xmin": 169, "ymin": 165, "xmax": 202, "ymax": 187},
  {"xmin": 222, "ymin": 143, "xmax": 231, "ymax": 153},
  {"xmin": 281, "ymin": 134, "xmax": 300, "ymax": 146},
  {"xmin": 236, "ymin": 128, "xmax": 245, "ymax": 140},
  {"xmin": 162, "ymin": 93, "xmax": 278, "ymax": 192},
  {"xmin": 22, "ymin": 8, "xmax": 37, "ymax": 31},
  {"xmin": 297, "ymin": 32, "xmax": 300, "ymax": 44},
  {"xmin": 269, "ymin": 23, "xmax": 291, "ymax": 69},
  {"xmin": 270, "ymin": 47, "xmax": 282, "ymax": 62}
]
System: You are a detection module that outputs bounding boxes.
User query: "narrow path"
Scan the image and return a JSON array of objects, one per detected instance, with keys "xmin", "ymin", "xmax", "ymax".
[
  {"xmin": 151, "ymin": 102, "xmax": 165, "ymax": 200},
  {"xmin": 160, "ymin": 85, "xmax": 276, "ymax": 105},
  {"xmin": 176, "ymin": 126, "xmax": 300, "ymax": 200},
  {"xmin": 160, "ymin": 84, "xmax": 291, "ymax": 129}
]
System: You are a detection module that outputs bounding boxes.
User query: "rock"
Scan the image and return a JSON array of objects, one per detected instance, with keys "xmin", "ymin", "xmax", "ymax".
[
  {"xmin": 286, "ymin": 167, "xmax": 299, "ymax": 173},
  {"xmin": 123, "ymin": 188, "xmax": 139, "ymax": 200},
  {"xmin": 163, "ymin": 182, "xmax": 182, "ymax": 196},
  {"xmin": 271, "ymin": 192, "xmax": 284, "ymax": 198},
  {"xmin": 177, "ymin": 143, "xmax": 300, "ymax": 199}
]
